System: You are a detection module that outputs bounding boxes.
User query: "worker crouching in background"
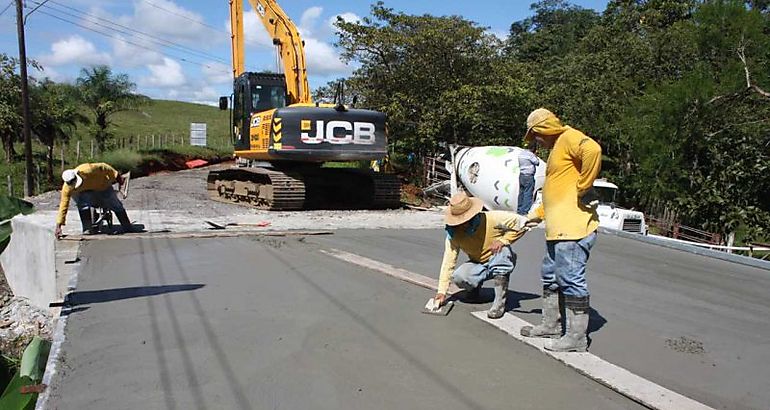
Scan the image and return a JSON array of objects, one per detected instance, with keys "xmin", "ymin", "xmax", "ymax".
[
  {"xmin": 55, "ymin": 162, "xmax": 137, "ymax": 238},
  {"xmin": 433, "ymin": 192, "xmax": 528, "ymax": 319},
  {"xmin": 518, "ymin": 108, "xmax": 602, "ymax": 352}
]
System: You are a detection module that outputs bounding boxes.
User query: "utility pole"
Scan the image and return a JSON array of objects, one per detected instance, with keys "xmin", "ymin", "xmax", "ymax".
[{"xmin": 15, "ymin": 0, "xmax": 33, "ymax": 197}]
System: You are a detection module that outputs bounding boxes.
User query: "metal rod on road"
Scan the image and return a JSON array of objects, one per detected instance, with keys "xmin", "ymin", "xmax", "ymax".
[{"xmin": 15, "ymin": 0, "xmax": 33, "ymax": 197}]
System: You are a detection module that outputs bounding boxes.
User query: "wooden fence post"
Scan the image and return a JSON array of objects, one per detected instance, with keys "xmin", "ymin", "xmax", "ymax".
[
  {"xmin": 90, "ymin": 140, "xmax": 94, "ymax": 158},
  {"xmin": 151, "ymin": 134, "xmax": 155, "ymax": 148},
  {"xmin": 76, "ymin": 141, "xmax": 81, "ymax": 163},
  {"xmin": 36, "ymin": 164, "xmax": 40, "ymax": 194},
  {"xmin": 7, "ymin": 175, "xmax": 12, "ymax": 196},
  {"xmin": 60, "ymin": 144, "xmax": 65, "ymax": 172}
]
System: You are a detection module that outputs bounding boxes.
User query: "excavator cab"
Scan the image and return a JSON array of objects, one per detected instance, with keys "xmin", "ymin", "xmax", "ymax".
[{"xmin": 225, "ymin": 73, "xmax": 288, "ymax": 151}]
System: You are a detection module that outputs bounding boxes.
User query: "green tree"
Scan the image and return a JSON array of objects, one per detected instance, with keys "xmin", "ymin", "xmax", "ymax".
[
  {"xmin": 335, "ymin": 2, "xmax": 534, "ymax": 158},
  {"xmin": 30, "ymin": 80, "xmax": 88, "ymax": 182},
  {"xmin": 622, "ymin": 0, "xmax": 770, "ymax": 240},
  {"xmin": 76, "ymin": 65, "xmax": 147, "ymax": 153},
  {"xmin": 0, "ymin": 54, "xmax": 22, "ymax": 163}
]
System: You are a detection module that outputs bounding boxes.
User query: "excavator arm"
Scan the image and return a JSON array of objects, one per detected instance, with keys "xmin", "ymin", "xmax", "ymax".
[{"xmin": 230, "ymin": 0, "xmax": 311, "ymax": 104}]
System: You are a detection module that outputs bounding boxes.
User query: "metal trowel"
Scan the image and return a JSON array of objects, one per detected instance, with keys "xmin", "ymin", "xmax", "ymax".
[{"xmin": 421, "ymin": 297, "xmax": 454, "ymax": 316}]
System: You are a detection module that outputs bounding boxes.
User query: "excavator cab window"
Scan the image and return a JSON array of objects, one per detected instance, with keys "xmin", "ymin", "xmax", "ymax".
[{"xmin": 250, "ymin": 84, "xmax": 286, "ymax": 112}]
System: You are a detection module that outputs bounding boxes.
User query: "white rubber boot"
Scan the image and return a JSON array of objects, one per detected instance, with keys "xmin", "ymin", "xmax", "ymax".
[
  {"xmin": 520, "ymin": 289, "xmax": 561, "ymax": 338},
  {"xmin": 544, "ymin": 296, "xmax": 589, "ymax": 352}
]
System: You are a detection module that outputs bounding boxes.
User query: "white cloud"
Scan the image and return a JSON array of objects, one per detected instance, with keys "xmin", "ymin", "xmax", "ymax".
[
  {"xmin": 30, "ymin": 65, "xmax": 68, "ymax": 83},
  {"xmin": 303, "ymin": 37, "xmax": 349, "ymax": 76},
  {"xmin": 111, "ymin": 36, "xmax": 164, "ymax": 68},
  {"xmin": 165, "ymin": 84, "xmax": 221, "ymax": 104},
  {"xmin": 202, "ymin": 62, "xmax": 233, "ymax": 85},
  {"xmin": 327, "ymin": 12, "xmax": 360, "ymax": 34},
  {"xmin": 141, "ymin": 57, "xmax": 186, "ymax": 88},
  {"xmin": 39, "ymin": 36, "xmax": 111, "ymax": 67},
  {"xmin": 299, "ymin": 6, "xmax": 323, "ymax": 37},
  {"xmin": 237, "ymin": 6, "xmax": 272, "ymax": 48},
  {"xmin": 131, "ymin": 0, "xmax": 215, "ymax": 45}
]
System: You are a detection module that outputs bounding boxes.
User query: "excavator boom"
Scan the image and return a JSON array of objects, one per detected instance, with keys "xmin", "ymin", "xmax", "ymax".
[{"xmin": 231, "ymin": 0, "xmax": 310, "ymax": 104}]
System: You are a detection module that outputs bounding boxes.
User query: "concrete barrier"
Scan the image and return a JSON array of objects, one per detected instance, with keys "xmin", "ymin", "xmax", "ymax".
[
  {"xmin": 598, "ymin": 227, "xmax": 770, "ymax": 271},
  {"xmin": 0, "ymin": 214, "xmax": 59, "ymax": 311}
]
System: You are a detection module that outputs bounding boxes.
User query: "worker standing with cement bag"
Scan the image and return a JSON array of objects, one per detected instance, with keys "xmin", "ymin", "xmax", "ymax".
[
  {"xmin": 432, "ymin": 192, "xmax": 530, "ymax": 319},
  {"xmin": 517, "ymin": 108, "xmax": 602, "ymax": 353},
  {"xmin": 54, "ymin": 162, "xmax": 137, "ymax": 238}
]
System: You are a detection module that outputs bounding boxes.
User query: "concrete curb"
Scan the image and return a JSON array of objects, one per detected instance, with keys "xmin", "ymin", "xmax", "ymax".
[
  {"xmin": 35, "ymin": 243, "xmax": 83, "ymax": 410},
  {"xmin": 597, "ymin": 227, "xmax": 770, "ymax": 271}
]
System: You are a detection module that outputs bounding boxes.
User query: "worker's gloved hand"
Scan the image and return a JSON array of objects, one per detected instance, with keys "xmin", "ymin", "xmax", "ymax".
[
  {"xmin": 510, "ymin": 214, "xmax": 531, "ymax": 231},
  {"xmin": 579, "ymin": 188, "xmax": 600, "ymax": 208},
  {"xmin": 489, "ymin": 240, "xmax": 506, "ymax": 254},
  {"xmin": 54, "ymin": 224, "xmax": 63, "ymax": 239},
  {"xmin": 434, "ymin": 293, "xmax": 447, "ymax": 308}
]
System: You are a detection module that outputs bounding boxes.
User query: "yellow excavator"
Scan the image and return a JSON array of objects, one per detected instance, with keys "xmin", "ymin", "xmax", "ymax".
[{"xmin": 207, "ymin": 0, "xmax": 401, "ymax": 210}]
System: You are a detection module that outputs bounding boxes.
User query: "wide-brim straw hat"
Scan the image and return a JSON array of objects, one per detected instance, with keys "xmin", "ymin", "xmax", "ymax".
[
  {"xmin": 62, "ymin": 169, "xmax": 83, "ymax": 189},
  {"xmin": 445, "ymin": 192, "xmax": 484, "ymax": 226},
  {"xmin": 524, "ymin": 108, "xmax": 554, "ymax": 141}
]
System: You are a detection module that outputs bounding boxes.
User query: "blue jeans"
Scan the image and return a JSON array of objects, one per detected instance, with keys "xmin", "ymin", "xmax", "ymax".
[
  {"xmin": 451, "ymin": 245, "xmax": 517, "ymax": 290},
  {"xmin": 517, "ymin": 173, "xmax": 535, "ymax": 215},
  {"xmin": 541, "ymin": 232, "xmax": 597, "ymax": 297},
  {"xmin": 73, "ymin": 188, "xmax": 125, "ymax": 213}
]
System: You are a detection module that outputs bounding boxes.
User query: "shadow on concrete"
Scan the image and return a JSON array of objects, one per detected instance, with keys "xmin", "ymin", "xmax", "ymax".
[
  {"xmin": 588, "ymin": 307, "xmax": 607, "ymax": 335},
  {"xmin": 450, "ymin": 288, "xmax": 540, "ymax": 311},
  {"xmin": 66, "ymin": 284, "xmax": 204, "ymax": 306}
]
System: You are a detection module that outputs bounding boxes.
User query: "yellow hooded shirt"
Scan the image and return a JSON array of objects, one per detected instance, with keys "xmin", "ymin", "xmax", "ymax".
[
  {"xmin": 56, "ymin": 163, "xmax": 119, "ymax": 225},
  {"xmin": 437, "ymin": 211, "xmax": 525, "ymax": 295},
  {"xmin": 528, "ymin": 121, "xmax": 602, "ymax": 241}
]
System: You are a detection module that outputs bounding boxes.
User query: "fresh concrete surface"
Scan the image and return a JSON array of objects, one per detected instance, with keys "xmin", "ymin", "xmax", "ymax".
[
  {"xmin": 0, "ymin": 214, "xmax": 58, "ymax": 311},
  {"xmin": 310, "ymin": 229, "xmax": 770, "ymax": 410},
  {"xmin": 48, "ymin": 236, "xmax": 643, "ymax": 410},
  {"xmin": 321, "ymin": 247, "xmax": 712, "ymax": 409}
]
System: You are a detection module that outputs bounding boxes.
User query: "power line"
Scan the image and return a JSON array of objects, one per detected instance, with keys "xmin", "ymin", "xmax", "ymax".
[
  {"xmin": 139, "ymin": 0, "xmax": 270, "ymax": 49},
  {"xmin": 0, "ymin": 1, "xmax": 12, "ymax": 17},
  {"xmin": 33, "ymin": 9, "xmax": 230, "ymax": 74},
  {"xmin": 31, "ymin": 0, "xmax": 230, "ymax": 66},
  {"xmin": 140, "ymin": 0, "xmax": 228, "ymax": 35}
]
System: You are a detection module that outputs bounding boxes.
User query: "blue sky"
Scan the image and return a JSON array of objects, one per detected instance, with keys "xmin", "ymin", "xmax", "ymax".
[{"xmin": 0, "ymin": 0, "xmax": 608, "ymax": 105}]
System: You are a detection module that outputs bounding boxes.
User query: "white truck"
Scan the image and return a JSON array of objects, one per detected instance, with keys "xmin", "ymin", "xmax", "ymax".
[{"xmin": 593, "ymin": 179, "xmax": 648, "ymax": 235}]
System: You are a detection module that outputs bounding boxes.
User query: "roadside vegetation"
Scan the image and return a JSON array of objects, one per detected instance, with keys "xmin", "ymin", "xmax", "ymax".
[
  {"xmin": 316, "ymin": 0, "xmax": 770, "ymax": 244},
  {"xmin": 0, "ymin": 61, "xmax": 231, "ymax": 195}
]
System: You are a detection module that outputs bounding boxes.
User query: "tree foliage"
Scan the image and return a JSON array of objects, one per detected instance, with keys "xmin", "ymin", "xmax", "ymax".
[
  {"xmin": 334, "ymin": 0, "xmax": 770, "ymax": 240},
  {"xmin": 29, "ymin": 80, "xmax": 88, "ymax": 182},
  {"xmin": 76, "ymin": 65, "xmax": 148, "ymax": 153}
]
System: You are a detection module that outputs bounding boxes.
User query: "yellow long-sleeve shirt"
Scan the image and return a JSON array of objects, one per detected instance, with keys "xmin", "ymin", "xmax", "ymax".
[
  {"xmin": 57, "ymin": 163, "xmax": 119, "ymax": 225},
  {"xmin": 437, "ymin": 211, "xmax": 525, "ymax": 294},
  {"xmin": 528, "ymin": 127, "xmax": 601, "ymax": 241}
]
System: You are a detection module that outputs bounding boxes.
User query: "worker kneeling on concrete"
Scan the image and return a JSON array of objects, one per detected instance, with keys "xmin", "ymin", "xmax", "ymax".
[
  {"xmin": 433, "ymin": 192, "xmax": 527, "ymax": 319},
  {"xmin": 54, "ymin": 163, "xmax": 136, "ymax": 238}
]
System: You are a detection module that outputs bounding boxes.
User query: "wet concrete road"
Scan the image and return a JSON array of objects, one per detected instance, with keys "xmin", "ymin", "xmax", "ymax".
[
  {"xmin": 311, "ymin": 229, "xmax": 770, "ymax": 410},
  {"xmin": 50, "ymin": 235, "xmax": 644, "ymax": 410}
]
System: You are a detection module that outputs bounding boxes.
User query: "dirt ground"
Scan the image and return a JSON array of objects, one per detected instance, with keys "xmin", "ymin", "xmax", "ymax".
[{"xmin": 27, "ymin": 164, "xmax": 446, "ymax": 230}]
